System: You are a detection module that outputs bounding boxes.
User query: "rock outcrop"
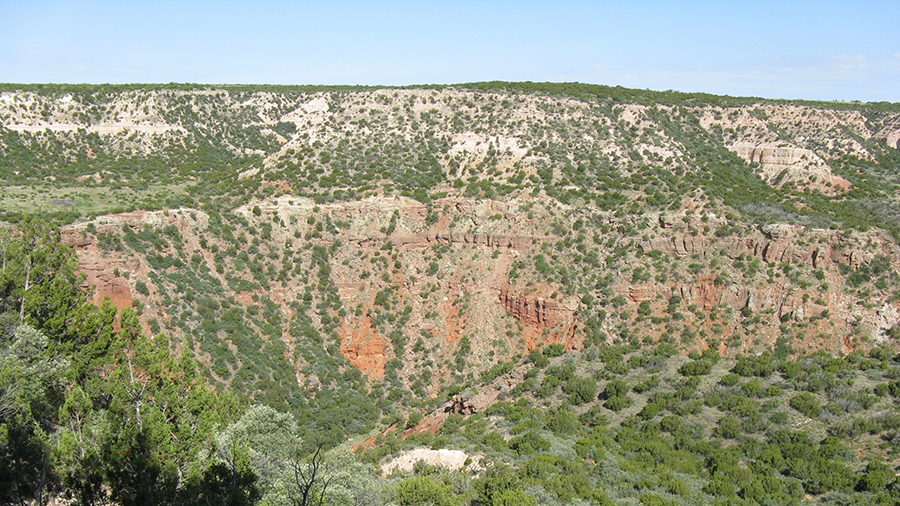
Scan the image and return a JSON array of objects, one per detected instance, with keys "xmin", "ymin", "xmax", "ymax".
[
  {"xmin": 729, "ymin": 142, "xmax": 850, "ymax": 193},
  {"xmin": 339, "ymin": 316, "xmax": 389, "ymax": 379},
  {"xmin": 391, "ymin": 231, "xmax": 536, "ymax": 250},
  {"xmin": 76, "ymin": 254, "xmax": 135, "ymax": 310},
  {"xmin": 732, "ymin": 143, "xmax": 822, "ymax": 168},
  {"xmin": 62, "ymin": 208, "xmax": 209, "ymax": 237},
  {"xmin": 639, "ymin": 225, "xmax": 872, "ymax": 269},
  {"xmin": 498, "ymin": 288, "xmax": 576, "ymax": 328},
  {"xmin": 445, "ymin": 394, "xmax": 478, "ymax": 416},
  {"xmin": 638, "ymin": 235, "xmax": 707, "ymax": 257}
]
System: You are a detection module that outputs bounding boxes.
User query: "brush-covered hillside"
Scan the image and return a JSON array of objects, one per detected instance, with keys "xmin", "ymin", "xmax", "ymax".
[{"xmin": 2, "ymin": 82, "xmax": 900, "ymax": 505}]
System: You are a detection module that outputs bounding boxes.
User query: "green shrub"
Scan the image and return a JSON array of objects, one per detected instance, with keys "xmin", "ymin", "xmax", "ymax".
[
  {"xmin": 604, "ymin": 395, "xmax": 633, "ymax": 412},
  {"xmin": 509, "ymin": 431, "xmax": 551, "ymax": 454},
  {"xmin": 714, "ymin": 416, "xmax": 742, "ymax": 439},
  {"xmin": 547, "ymin": 409, "xmax": 580, "ymax": 435},
  {"xmin": 543, "ymin": 343, "xmax": 566, "ymax": 357},
  {"xmin": 790, "ymin": 392, "xmax": 821, "ymax": 418},
  {"xmin": 679, "ymin": 359, "xmax": 713, "ymax": 376},
  {"xmin": 639, "ymin": 402, "xmax": 664, "ymax": 420},
  {"xmin": 563, "ymin": 377, "xmax": 597, "ymax": 405},
  {"xmin": 857, "ymin": 460, "xmax": 893, "ymax": 492},
  {"xmin": 134, "ymin": 280, "xmax": 150, "ymax": 296},
  {"xmin": 491, "ymin": 489, "xmax": 537, "ymax": 506},
  {"xmin": 396, "ymin": 476, "xmax": 454, "ymax": 506},
  {"xmin": 406, "ymin": 412, "xmax": 423, "ymax": 429}
]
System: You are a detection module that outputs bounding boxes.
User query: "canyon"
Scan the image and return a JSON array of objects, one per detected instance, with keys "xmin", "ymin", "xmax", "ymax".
[{"xmin": 5, "ymin": 82, "xmax": 899, "ymax": 401}]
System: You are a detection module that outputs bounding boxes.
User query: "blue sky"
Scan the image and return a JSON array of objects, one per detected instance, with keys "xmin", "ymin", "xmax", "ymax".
[{"xmin": 2, "ymin": 1, "xmax": 898, "ymax": 102}]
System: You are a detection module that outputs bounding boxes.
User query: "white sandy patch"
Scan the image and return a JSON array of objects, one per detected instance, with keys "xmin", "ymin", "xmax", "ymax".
[{"xmin": 381, "ymin": 448, "xmax": 482, "ymax": 476}]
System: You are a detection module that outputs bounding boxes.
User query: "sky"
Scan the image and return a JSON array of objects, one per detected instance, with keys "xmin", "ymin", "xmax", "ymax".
[{"xmin": 1, "ymin": 1, "xmax": 899, "ymax": 102}]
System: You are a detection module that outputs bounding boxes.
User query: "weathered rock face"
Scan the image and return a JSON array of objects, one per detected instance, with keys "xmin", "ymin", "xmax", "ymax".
[
  {"xmin": 729, "ymin": 144, "xmax": 851, "ymax": 195},
  {"xmin": 339, "ymin": 316, "xmax": 389, "ymax": 379},
  {"xmin": 388, "ymin": 231, "xmax": 536, "ymax": 250},
  {"xmin": 445, "ymin": 394, "xmax": 477, "ymax": 416},
  {"xmin": 498, "ymin": 288, "xmax": 576, "ymax": 329},
  {"xmin": 76, "ymin": 254, "xmax": 135, "ymax": 310},
  {"xmin": 638, "ymin": 235, "xmax": 707, "ymax": 257},
  {"xmin": 381, "ymin": 449, "xmax": 482, "ymax": 476},
  {"xmin": 246, "ymin": 195, "xmax": 428, "ymax": 221},
  {"xmin": 61, "ymin": 225, "xmax": 134, "ymax": 310},
  {"xmin": 62, "ymin": 208, "xmax": 209, "ymax": 237},
  {"xmin": 724, "ymin": 129, "xmax": 858, "ymax": 193},
  {"xmin": 732, "ymin": 143, "xmax": 824, "ymax": 168},
  {"xmin": 638, "ymin": 225, "xmax": 872, "ymax": 269},
  {"xmin": 624, "ymin": 216, "xmax": 900, "ymax": 353},
  {"xmin": 874, "ymin": 302, "xmax": 900, "ymax": 343},
  {"xmin": 875, "ymin": 121, "xmax": 900, "ymax": 149},
  {"xmin": 60, "ymin": 208, "xmax": 211, "ymax": 335}
]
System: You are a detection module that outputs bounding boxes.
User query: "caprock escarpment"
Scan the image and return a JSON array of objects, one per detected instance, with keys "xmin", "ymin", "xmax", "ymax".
[{"xmin": 3, "ymin": 85, "xmax": 900, "ymax": 206}]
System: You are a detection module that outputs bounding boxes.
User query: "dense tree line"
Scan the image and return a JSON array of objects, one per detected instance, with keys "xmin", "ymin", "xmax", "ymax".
[{"xmin": 0, "ymin": 220, "xmax": 258, "ymax": 505}]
